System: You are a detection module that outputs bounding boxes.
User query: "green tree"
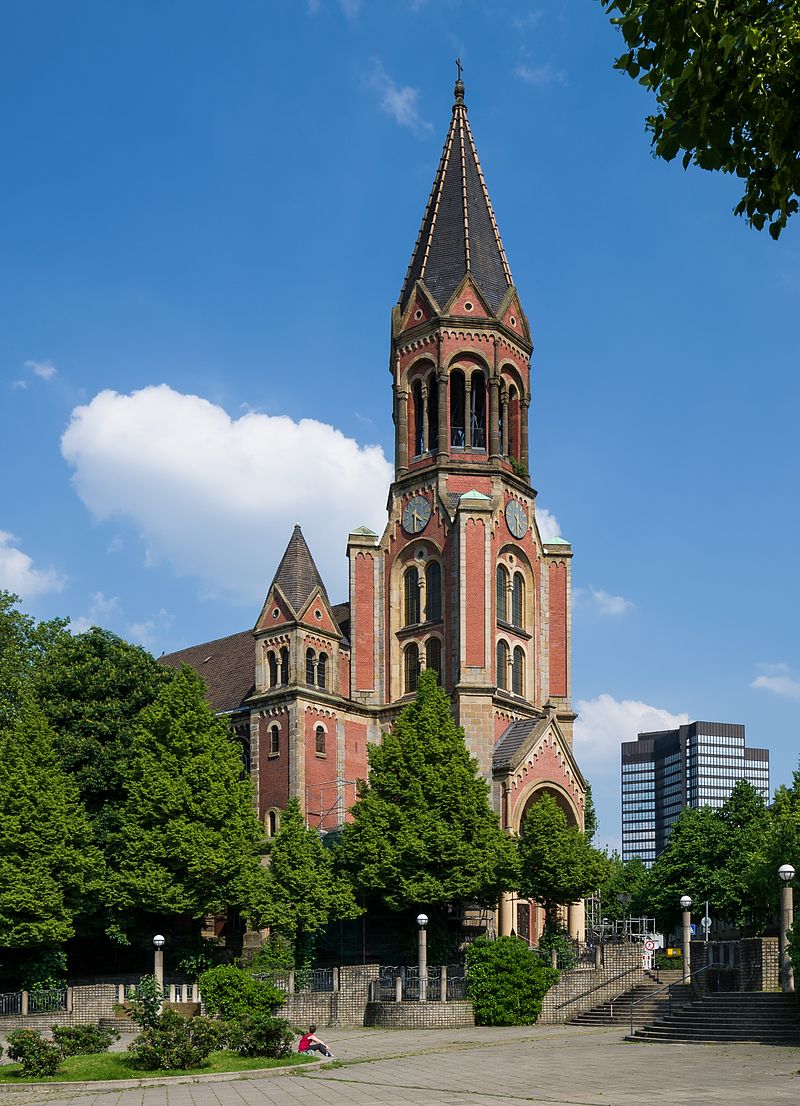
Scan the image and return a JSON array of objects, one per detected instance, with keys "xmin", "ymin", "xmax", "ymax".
[
  {"xmin": 595, "ymin": 852, "xmax": 650, "ymax": 922},
  {"xmin": 34, "ymin": 627, "xmax": 173, "ymax": 819},
  {"xmin": 0, "ymin": 591, "xmax": 68, "ymax": 726},
  {"xmin": 253, "ymin": 799, "xmax": 359, "ymax": 967},
  {"xmin": 0, "ymin": 701, "xmax": 100, "ymax": 971},
  {"xmin": 105, "ymin": 666, "xmax": 268, "ymax": 937},
  {"xmin": 517, "ymin": 794, "xmax": 609, "ymax": 932},
  {"xmin": 336, "ymin": 669, "xmax": 518, "ymax": 913},
  {"xmin": 746, "ymin": 768, "xmax": 800, "ymax": 923},
  {"xmin": 598, "ymin": 0, "xmax": 800, "ymax": 236},
  {"xmin": 584, "ymin": 782, "xmax": 598, "ymax": 841}
]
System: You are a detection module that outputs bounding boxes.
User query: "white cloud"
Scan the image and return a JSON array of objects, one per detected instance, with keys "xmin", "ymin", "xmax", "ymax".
[
  {"xmin": 364, "ymin": 60, "xmax": 433, "ymax": 137},
  {"xmin": 25, "ymin": 359, "xmax": 57, "ymax": 381},
  {"xmin": 0, "ymin": 531, "xmax": 66, "ymax": 599},
  {"xmin": 514, "ymin": 63, "xmax": 566, "ymax": 87},
  {"xmin": 536, "ymin": 506, "xmax": 561, "ymax": 542},
  {"xmin": 11, "ymin": 380, "xmax": 28, "ymax": 390},
  {"xmin": 128, "ymin": 608, "xmax": 174, "ymax": 650},
  {"xmin": 107, "ymin": 536, "xmax": 124, "ymax": 554},
  {"xmin": 574, "ymin": 693, "xmax": 689, "ymax": 773},
  {"xmin": 61, "ymin": 384, "xmax": 393, "ymax": 604},
  {"xmin": 752, "ymin": 668, "xmax": 800, "ymax": 700},
  {"xmin": 574, "ymin": 586, "xmax": 634, "ymax": 616}
]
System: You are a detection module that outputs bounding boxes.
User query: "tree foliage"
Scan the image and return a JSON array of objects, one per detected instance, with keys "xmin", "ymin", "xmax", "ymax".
[
  {"xmin": 0, "ymin": 701, "xmax": 100, "ymax": 952},
  {"xmin": 599, "ymin": 0, "xmax": 800, "ymax": 236},
  {"xmin": 335, "ymin": 670, "xmax": 518, "ymax": 911},
  {"xmin": 253, "ymin": 798, "xmax": 360, "ymax": 966},
  {"xmin": 465, "ymin": 936, "xmax": 558, "ymax": 1025},
  {"xmin": 0, "ymin": 591, "xmax": 68, "ymax": 727},
  {"xmin": 517, "ymin": 794, "xmax": 609, "ymax": 930},
  {"xmin": 104, "ymin": 666, "xmax": 268, "ymax": 934}
]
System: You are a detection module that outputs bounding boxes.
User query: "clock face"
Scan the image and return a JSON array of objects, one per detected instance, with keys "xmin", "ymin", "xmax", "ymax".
[
  {"xmin": 505, "ymin": 499, "xmax": 528, "ymax": 539},
  {"xmin": 402, "ymin": 494, "xmax": 432, "ymax": 534}
]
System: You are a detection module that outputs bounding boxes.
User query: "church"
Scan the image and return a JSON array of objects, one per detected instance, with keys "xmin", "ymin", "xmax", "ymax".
[{"xmin": 163, "ymin": 76, "xmax": 588, "ymax": 945}]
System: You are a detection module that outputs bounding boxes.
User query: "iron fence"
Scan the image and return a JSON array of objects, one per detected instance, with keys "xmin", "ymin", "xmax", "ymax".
[
  {"xmin": 372, "ymin": 965, "xmax": 466, "ymax": 1002},
  {"xmin": 0, "ymin": 992, "xmax": 22, "ymax": 1016},
  {"xmin": 27, "ymin": 988, "xmax": 68, "ymax": 1014}
]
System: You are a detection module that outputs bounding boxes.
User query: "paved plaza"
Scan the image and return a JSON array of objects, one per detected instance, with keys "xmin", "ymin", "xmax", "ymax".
[{"xmin": 1, "ymin": 1024, "xmax": 799, "ymax": 1106}]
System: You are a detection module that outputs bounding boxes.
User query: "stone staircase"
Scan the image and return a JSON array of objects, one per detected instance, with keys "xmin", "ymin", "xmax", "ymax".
[
  {"xmin": 570, "ymin": 970, "xmax": 684, "ymax": 1027},
  {"xmin": 627, "ymin": 991, "xmax": 800, "ymax": 1045}
]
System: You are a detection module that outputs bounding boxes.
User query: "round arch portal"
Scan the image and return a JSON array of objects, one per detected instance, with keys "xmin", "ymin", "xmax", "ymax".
[{"xmin": 514, "ymin": 780, "xmax": 582, "ymax": 837}]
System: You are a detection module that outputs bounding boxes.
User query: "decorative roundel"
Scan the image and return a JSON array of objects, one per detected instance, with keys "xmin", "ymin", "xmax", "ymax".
[
  {"xmin": 509, "ymin": 315, "xmax": 517, "ymax": 327},
  {"xmin": 314, "ymin": 609, "xmax": 322, "ymax": 620},
  {"xmin": 505, "ymin": 499, "xmax": 529, "ymax": 539},
  {"xmin": 414, "ymin": 308, "xmax": 423, "ymax": 321},
  {"xmin": 272, "ymin": 608, "xmax": 280, "ymax": 619},
  {"xmin": 402, "ymin": 494, "xmax": 432, "ymax": 535},
  {"xmin": 415, "ymin": 547, "xmax": 427, "ymax": 561},
  {"xmin": 464, "ymin": 301, "xmax": 474, "ymax": 312}
]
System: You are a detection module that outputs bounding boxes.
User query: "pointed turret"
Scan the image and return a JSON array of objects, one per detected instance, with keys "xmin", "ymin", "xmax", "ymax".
[
  {"xmin": 268, "ymin": 524, "xmax": 329, "ymax": 615},
  {"xmin": 399, "ymin": 77, "xmax": 513, "ymax": 315}
]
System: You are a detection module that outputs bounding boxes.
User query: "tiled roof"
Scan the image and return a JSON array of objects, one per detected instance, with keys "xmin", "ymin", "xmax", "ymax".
[
  {"xmin": 399, "ymin": 79, "xmax": 513, "ymax": 315},
  {"xmin": 269, "ymin": 525, "xmax": 330, "ymax": 615},
  {"xmin": 492, "ymin": 714, "xmax": 548, "ymax": 772},
  {"xmin": 160, "ymin": 629, "xmax": 255, "ymax": 714},
  {"xmin": 331, "ymin": 601, "xmax": 351, "ymax": 644}
]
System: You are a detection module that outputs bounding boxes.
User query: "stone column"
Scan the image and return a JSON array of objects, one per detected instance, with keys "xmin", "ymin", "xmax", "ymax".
[
  {"xmin": 780, "ymin": 882, "xmax": 795, "ymax": 993},
  {"xmin": 488, "ymin": 374, "xmax": 500, "ymax": 458},
  {"xmin": 567, "ymin": 900, "xmax": 585, "ymax": 941},
  {"xmin": 520, "ymin": 397, "xmax": 530, "ymax": 475},
  {"xmin": 498, "ymin": 891, "xmax": 514, "ymax": 936},
  {"xmin": 682, "ymin": 908, "xmax": 692, "ymax": 984},
  {"xmin": 437, "ymin": 371, "xmax": 449, "ymax": 456},
  {"xmin": 396, "ymin": 386, "xmax": 409, "ymax": 473},
  {"xmin": 501, "ymin": 390, "xmax": 509, "ymax": 456},
  {"xmin": 464, "ymin": 370, "xmax": 472, "ymax": 450},
  {"xmin": 421, "ymin": 382, "xmax": 429, "ymax": 454}
]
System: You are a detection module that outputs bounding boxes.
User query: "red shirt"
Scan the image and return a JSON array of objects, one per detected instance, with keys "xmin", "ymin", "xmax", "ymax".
[{"xmin": 298, "ymin": 1033, "xmax": 313, "ymax": 1052}]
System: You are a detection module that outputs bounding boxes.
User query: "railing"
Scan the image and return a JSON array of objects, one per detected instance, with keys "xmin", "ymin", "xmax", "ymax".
[
  {"xmin": 553, "ymin": 962, "xmax": 647, "ymax": 1014},
  {"xmin": 0, "ymin": 992, "xmax": 22, "ymax": 1016},
  {"xmin": 370, "ymin": 965, "xmax": 466, "ymax": 1003},
  {"xmin": 253, "ymin": 968, "xmax": 335, "ymax": 994},
  {"xmin": 628, "ymin": 962, "xmax": 713, "ymax": 1037},
  {"xmin": 28, "ymin": 988, "xmax": 68, "ymax": 1014}
]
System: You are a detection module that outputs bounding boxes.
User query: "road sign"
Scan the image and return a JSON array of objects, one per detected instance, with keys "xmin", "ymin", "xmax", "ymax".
[
  {"xmin": 644, "ymin": 939, "xmax": 655, "ymax": 951},
  {"xmin": 701, "ymin": 916, "xmax": 712, "ymax": 930}
]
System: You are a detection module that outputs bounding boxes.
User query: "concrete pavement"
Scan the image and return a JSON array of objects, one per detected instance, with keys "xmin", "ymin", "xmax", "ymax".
[{"xmin": 1, "ymin": 1023, "xmax": 798, "ymax": 1105}]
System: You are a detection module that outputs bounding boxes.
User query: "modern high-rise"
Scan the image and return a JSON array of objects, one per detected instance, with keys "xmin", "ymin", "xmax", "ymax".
[{"xmin": 621, "ymin": 722, "xmax": 770, "ymax": 865}]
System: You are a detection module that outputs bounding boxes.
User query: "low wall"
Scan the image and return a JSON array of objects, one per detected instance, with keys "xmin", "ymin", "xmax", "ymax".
[
  {"xmin": 0, "ymin": 985, "xmax": 119, "ymax": 1031},
  {"xmin": 364, "ymin": 1001, "xmax": 474, "ymax": 1028},
  {"xmin": 539, "ymin": 945, "xmax": 645, "ymax": 1024}
]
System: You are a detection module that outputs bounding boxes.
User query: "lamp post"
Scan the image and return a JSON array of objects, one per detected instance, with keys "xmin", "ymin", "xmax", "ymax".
[
  {"xmin": 778, "ymin": 864, "xmax": 795, "ymax": 994},
  {"xmin": 153, "ymin": 934, "xmax": 165, "ymax": 1011},
  {"xmin": 416, "ymin": 913, "xmax": 428, "ymax": 1003},
  {"xmin": 679, "ymin": 896, "xmax": 692, "ymax": 984}
]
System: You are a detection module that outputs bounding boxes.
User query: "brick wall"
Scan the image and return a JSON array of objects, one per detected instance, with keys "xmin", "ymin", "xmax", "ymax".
[
  {"xmin": 539, "ymin": 946, "xmax": 644, "ymax": 1024},
  {"xmin": 0, "ymin": 985, "xmax": 120, "ymax": 1030},
  {"xmin": 364, "ymin": 1001, "xmax": 474, "ymax": 1028}
]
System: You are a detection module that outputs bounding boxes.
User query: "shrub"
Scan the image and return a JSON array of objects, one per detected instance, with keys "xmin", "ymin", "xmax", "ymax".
[
  {"xmin": 466, "ymin": 935, "xmax": 558, "ymax": 1026},
  {"xmin": 125, "ymin": 973, "xmax": 163, "ymax": 1029},
  {"xmin": 198, "ymin": 964, "xmax": 285, "ymax": 1019},
  {"xmin": 223, "ymin": 1012, "xmax": 294, "ymax": 1058},
  {"xmin": 51, "ymin": 1023, "xmax": 119, "ymax": 1056},
  {"xmin": 536, "ymin": 923, "xmax": 576, "ymax": 970},
  {"xmin": 5, "ymin": 1029, "xmax": 63, "ymax": 1077},
  {"xmin": 127, "ymin": 1009, "xmax": 223, "ymax": 1071}
]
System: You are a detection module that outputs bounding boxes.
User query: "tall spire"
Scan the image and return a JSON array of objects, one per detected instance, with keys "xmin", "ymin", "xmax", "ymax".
[
  {"xmin": 268, "ymin": 524, "xmax": 329, "ymax": 615},
  {"xmin": 399, "ymin": 76, "xmax": 513, "ymax": 315}
]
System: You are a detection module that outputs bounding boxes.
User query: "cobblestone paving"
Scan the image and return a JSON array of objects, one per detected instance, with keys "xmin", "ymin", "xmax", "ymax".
[{"xmin": 1, "ymin": 1025, "xmax": 798, "ymax": 1106}]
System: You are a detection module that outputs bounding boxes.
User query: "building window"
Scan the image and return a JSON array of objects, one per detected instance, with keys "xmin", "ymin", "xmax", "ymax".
[
  {"xmin": 511, "ymin": 573, "xmax": 524, "ymax": 629},
  {"xmin": 497, "ymin": 640, "xmax": 509, "ymax": 690},
  {"xmin": 450, "ymin": 369, "xmax": 465, "ymax": 447},
  {"xmin": 425, "ymin": 561, "xmax": 442, "ymax": 622},
  {"xmin": 317, "ymin": 651, "xmax": 327, "ymax": 689},
  {"xmin": 412, "ymin": 379, "xmax": 424, "ymax": 456},
  {"xmin": 306, "ymin": 648, "xmax": 315, "ymax": 686},
  {"xmin": 404, "ymin": 643, "xmax": 420, "ymax": 693},
  {"xmin": 404, "ymin": 566, "xmax": 421, "ymax": 625},
  {"xmin": 267, "ymin": 650, "xmax": 278, "ymax": 688},
  {"xmin": 425, "ymin": 637, "xmax": 442, "ymax": 682},
  {"xmin": 267, "ymin": 810, "xmax": 278, "ymax": 837},
  {"xmin": 269, "ymin": 724, "xmax": 280, "ymax": 756},
  {"xmin": 497, "ymin": 564, "xmax": 509, "ymax": 622},
  {"xmin": 508, "ymin": 385, "xmax": 520, "ymax": 460},
  {"xmin": 279, "ymin": 646, "xmax": 289, "ymax": 685},
  {"xmin": 471, "ymin": 373, "xmax": 486, "ymax": 450},
  {"xmin": 512, "ymin": 646, "xmax": 525, "ymax": 696},
  {"xmin": 427, "ymin": 374, "xmax": 439, "ymax": 453},
  {"xmin": 315, "ymin": 725, "xmax": 326, "ymax": 756}
]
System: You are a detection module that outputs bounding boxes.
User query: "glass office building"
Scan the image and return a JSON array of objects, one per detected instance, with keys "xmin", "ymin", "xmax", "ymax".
[{"xmin": 621, "ymin": 722, "xmax": 770, "ymax": 865}]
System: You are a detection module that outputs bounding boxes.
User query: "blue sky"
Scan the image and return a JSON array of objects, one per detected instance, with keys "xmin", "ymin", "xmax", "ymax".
[{"xmin": 1, "ymin": 0, "xmax": 798, "ymax": 849}]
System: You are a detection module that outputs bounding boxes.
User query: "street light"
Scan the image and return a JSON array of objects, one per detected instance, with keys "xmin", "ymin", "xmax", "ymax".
[
  {"xmin": 778, "ymin": 864, "xmax": 795, "ymax": 994},
  {"xmin": 679, "ymin": 896, "xmax": 692, "ymax": 984},
  {"xmin": 416, "ymin": 914, "xmax": 428, "ymax": 1004},
  {"xmin": 153, "ymin": 934, "xmax": 165, "ymax": 1009}
]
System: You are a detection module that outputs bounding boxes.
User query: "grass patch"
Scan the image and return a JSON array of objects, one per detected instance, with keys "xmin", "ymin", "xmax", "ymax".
[{"xmin": 0, "ymin": 1050, "xmax": 314, "ymax": 1083}]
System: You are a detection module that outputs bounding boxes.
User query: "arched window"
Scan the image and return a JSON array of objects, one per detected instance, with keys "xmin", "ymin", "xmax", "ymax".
[
  {"xmin": 412, "ymin": 379, "xmax": 424, "ymax": 456},
  {"xmin": 450, "ymin": 370, "xmax": 465, "ymax": 448},
  {"xmin": 508, "ymin": 385, "xmax": 520, "ymax": 460},
  {"xmin": 267, "ymin": 651, "xmax": 278, "ymax": 688},
  {"xmin": 427, "ymin": 375, "xmax": 439, "ymax": 453},
  {"xmin": 471, "ymin": 373, "xmax": 486, "ymax": 450},
  {"xmin": 497, "ymin": 640, "xmax": 509, "ymax": 690},
  {"xmin": 267, "ymin": 810, "xmax": 278, "ymax": 837},
  {"xmin": 279, "ymin": 646, "xmax": 289, "ymax": 685},
  {"xmin": 269, "ymin": 724, "xmax": 280, "ymax": 756},
  {"xmin": 425, "ymin": 637, "xmax": 442, "ymax": 683},
  {"xmin": 317, "ymin": 651, "xmax": 327, "ymax": 689},
  {"xmin": 512, "ymin": 646, "xmax": 525, "ymax": 696},
  {"xmin": 306, "ymin": 648, "xmax": 315, "ymax": 686},
  {"xmin": 512, "ymin": 573, "xmax": 524, "ymax": 629},
  {"xmin": 315, "ymin": 725, "xmax": 326, "ymax": 755},
  {"xmin": 425, "ymin": 561, "xmax": 442, "ymax": 622},
  {"xmin": 496, "ymin": 565, "xmax": 509, "ymax": 622},
  {"xmin": 404, "ymin": 566, "xmax": 421, "ymax": 626},
  {"xmin": 404, "ymin": 643, "xmax": 420, "ymax": 694}
]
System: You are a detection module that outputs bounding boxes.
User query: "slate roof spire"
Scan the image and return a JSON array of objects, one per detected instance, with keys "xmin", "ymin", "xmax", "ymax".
[
  {"xmin": 399, "ymin": 76, "xmax": 514, "ymax": 315},
  {"xmin": 268, "ymin": 524, "xmax": 330, "ymax": 615}
]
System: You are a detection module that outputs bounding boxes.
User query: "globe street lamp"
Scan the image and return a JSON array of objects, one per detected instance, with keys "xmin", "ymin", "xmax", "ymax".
[
  {"xmin": 416, "ymin": 914, "xmax": 428, "ymax": 1004},
  {"xmin": 153, "ymin": 934, "xmax": 165, "ymax": 1010},
  {"xmin": 778, "ymin": 865, "xmax": 795, "ymax": 994},
  {"xmin": 679, "ymin": 896, "xmax": 692, "ymax": 984}
]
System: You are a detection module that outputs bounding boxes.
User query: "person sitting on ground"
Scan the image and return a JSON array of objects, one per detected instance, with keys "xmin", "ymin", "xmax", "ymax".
[{"xmin": 298, "ymin": 1024, "xmax": 334, "ymax": 1058}]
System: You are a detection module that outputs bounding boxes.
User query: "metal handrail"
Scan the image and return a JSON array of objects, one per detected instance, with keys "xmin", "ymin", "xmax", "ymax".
[
  {"xmin": 553, "ymin": 962, "xmax": 646, "ymax": 1012},
  {"xmin": 628, "ymin": 962, "xmax": 714, "ymax": 1037}
]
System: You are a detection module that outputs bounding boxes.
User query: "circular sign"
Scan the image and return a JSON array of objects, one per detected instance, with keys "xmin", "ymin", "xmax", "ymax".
[{"xmin": 644, "ymin": 939, "xmax": 655, "ymax": 951}]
